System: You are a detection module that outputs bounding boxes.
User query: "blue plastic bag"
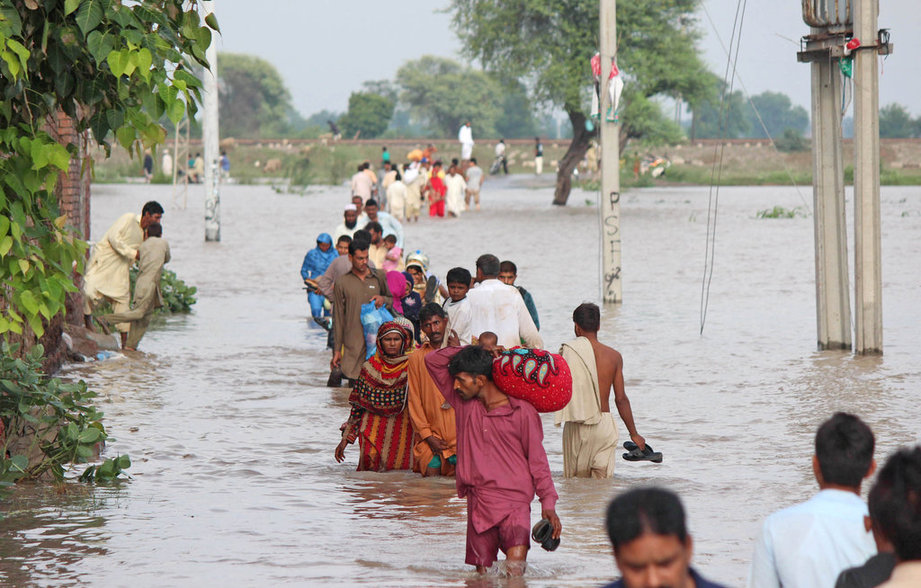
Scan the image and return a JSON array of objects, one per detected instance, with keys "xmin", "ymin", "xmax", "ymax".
[{"xmin": 360, "ymin": 302, "xmax": 394, "ymax": 359}]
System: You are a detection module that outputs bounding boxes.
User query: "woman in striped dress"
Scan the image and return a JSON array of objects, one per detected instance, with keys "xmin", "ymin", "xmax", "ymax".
[{"xmin": 335, "ymin": 321, "xmax": 415, "ymax": 471}]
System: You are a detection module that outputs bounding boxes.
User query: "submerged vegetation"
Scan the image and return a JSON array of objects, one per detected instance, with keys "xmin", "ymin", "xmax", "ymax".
[
  {"xmin": 1, "ymin": 344, "xmax": 129, "ymax": 486},
  {"xmin": 756, "ymin": 206, "xmax": 808, "ymax": 219}
]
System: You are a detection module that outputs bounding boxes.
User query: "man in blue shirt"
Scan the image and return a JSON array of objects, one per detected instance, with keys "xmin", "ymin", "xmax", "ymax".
[
  {"xmin": 301, "ymin": 233, "xmax": 338, "ymax": 318},
  {"xmin": 602, "ymin": 487, "xmax": 727, "ymax": 588},
  {"xmin": 749, "ymin": 413, "xmax": 877, "ymax": 588}
]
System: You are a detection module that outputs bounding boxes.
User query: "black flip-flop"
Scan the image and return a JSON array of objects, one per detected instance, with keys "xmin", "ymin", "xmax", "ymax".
[
  {"xmin": 531, "ymin": 518, "xmax": 560, "ymax": 552},
  {"xmin": 622, "ymin": 441, "xmax": 663, "ymax": 463}
]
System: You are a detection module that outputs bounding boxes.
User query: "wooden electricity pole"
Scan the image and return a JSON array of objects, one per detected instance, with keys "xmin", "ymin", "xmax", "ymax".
[
  {"xmin": 201, "ymin": 0, "xmax": 221, "ymax": 242},
  {"xmin": 600, "ymin": 0, "xmax": 621, "ymax": 303}
]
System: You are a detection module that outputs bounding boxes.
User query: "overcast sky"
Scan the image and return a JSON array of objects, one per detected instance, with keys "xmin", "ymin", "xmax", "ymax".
[{"xmin": 213, "ymin": 0, "xmax": 920, "ymax": 120}]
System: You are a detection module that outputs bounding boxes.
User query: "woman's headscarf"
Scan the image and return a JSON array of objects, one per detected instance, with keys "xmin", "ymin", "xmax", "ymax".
[
  {"xmin": 386, "ymin": 271, "xmax": 407, "ymax": 314},
  {"xmin": 349, "ymin": 321, "xmax": 413, "ymax": 417}
]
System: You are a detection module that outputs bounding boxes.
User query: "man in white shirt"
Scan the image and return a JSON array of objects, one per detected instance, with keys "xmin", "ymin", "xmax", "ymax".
[
  {"xmin": 332, "ymin": 204, "xmax": 360, "ymax": 243},
  {"xmin": 357, "ymin": 198, "xmax": 404, "ymax": 248},
  {"xmin": 459, "ymin": 254, "xmax": 542, "ymax": 350},
  {"xmin": 749, "ymin": 412, "xmax": 877, "ymax": 588},
  {"xmin": 458, "ymin": 121, "xmax": 474, "ymax": 161}
]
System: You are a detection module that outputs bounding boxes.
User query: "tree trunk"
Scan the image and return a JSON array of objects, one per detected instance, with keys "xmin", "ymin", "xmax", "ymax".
[{"xmin": 552, "ymin": 109, "xmax": 595, "ymax": 206}]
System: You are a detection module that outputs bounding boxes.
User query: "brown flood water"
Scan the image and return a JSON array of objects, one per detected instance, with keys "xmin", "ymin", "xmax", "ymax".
[{"xmin": 1, "ymin": 177, "xmax": 920, "ymax": 587}]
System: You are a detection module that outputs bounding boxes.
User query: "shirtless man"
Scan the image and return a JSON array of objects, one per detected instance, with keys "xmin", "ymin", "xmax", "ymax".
[{"xmin": 554, "ymin": 302, "xmax": 646, "ymax": 478}]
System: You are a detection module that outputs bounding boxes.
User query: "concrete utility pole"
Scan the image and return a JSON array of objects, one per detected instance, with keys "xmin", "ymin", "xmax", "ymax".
[
  {"xmin": 201, "ymin": 0, "xmax": 221, "ymax": 242},
  {"xmin": 599, "ymin": 0, "xmax": 621, "ymax": 303},
  {"xmin": 798, "ymin": 13, "xmax": 852, "ymax": 350},
  {"xmin": 798, "ymin": 0, "xmax": 889, "ymax": 353},
  {"xmin": 853, "ymin": 0, "xmax": 883, "ymax": 354}
]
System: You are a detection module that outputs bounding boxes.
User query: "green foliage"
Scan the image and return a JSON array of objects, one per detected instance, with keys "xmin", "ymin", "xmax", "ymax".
[
  {"xmin": 774, "ymin": 128, "xmax": 809, "ymax": 153},
  {"xmin": 218, "ymin": 52, "xmax": 295, "ymax": 138},
  {"xmin": 123, "ymin": 266, "xmax": 196, "ymax": 314},
  {"xmin": 0, "ymin": 0, "xmax": 216, "ymax": 340},
  {"xmin": 494, "ymin": 78, "xmax": 537, "ymax": 139},
  {"xmin": 450, "ymin": 0, "xmax": 716, "ymax": 203},
  {"xmin": 757, "ymin": 206, "xmax": 806, "ymax": 219},
  {"xmin": 396, "ymin": 55, "xmax": 502, "ymax": 137},
  {"xmin": 1, "ymin": 342, "xmax": 129, "ymax": 484},
  {"xmin": 879, "ymin": 103, "xmax": 920, "ymax": 138},
  {"xmin": 745, "ymin": 91, "xmax": 809, "ymax": 139},
  {"xmin": 690, "ymin": 88, "xmax": 751, "ymax": 139},
  {"xmin": 338, "ymin": 91, "xmax": 395, "ymax": 139}
]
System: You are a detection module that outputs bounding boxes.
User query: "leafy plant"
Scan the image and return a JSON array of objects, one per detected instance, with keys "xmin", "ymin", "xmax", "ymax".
[
  {"xmin": 157, "ymin": 268, "xmax": 196, "ymax": 313},
  {"xmin": 1, "ymin": 342, "xmax": 128, "ymax": 485},
  {"xmin": 757, "ymin": 205, "xmax": 806, "ymax": 219},
  {"xmin": 101, "ymin": 267, "xmax": 197, "ymax": 315},
  {"xmin": 0, "ymin": 0, "xmax": 218, "ymax": 339}
]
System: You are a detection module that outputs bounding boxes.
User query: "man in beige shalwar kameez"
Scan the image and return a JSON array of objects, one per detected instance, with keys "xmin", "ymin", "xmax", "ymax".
[
  {"xmin": 330, "ymin": 240, "xmax": 393, "ymax": 383},
  {"xmin": 83, "ymin": 201, "xmax": 163, "ymax": 347},
  {"xmin": 555, "ymin": 303, "xmax": 647, "ymax": 478},
  {"xmin": 101, "ymin": 223, "xmax": 170, "ymax": 350}
]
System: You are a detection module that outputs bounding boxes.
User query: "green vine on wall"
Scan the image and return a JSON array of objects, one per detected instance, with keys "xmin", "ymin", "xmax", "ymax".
[{"xmin": 0, "ymin": 0, "xmax": 217, "ymax": 338}]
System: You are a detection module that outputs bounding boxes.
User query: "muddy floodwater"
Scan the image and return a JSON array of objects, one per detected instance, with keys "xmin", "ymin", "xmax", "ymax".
[{"xmin": 1, "ymin": 177, "xmax": 920, "ymax": 587}]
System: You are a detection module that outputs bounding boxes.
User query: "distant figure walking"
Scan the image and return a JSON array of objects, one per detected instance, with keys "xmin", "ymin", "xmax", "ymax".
[
  {"xmin": 534, "ymin": 137, "xmax": 543, "ymax": 175},
  {"xmin": 458, "ymin": 121, "xmax": 474, "ymax": 161}
]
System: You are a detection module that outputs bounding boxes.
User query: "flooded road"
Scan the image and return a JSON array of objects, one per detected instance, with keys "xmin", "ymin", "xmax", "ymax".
[{"xmin": 2, "ymin": 177, "xmax": 920, "ymax": 586}]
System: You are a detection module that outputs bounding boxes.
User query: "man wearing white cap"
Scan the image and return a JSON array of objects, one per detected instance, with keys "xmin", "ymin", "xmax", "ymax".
[{"xmin": 333, "ymin": 204, "xmax": 359, "ymax": 243}]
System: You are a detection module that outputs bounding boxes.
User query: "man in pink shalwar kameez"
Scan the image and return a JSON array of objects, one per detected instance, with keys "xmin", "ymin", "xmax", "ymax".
[{"xmin": 425, "ymin": 345, "xmax": 561, "ymax": 576}]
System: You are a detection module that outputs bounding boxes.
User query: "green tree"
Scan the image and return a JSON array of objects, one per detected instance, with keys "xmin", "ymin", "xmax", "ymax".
[
  {"xmin": 338, "ymin": 91, "xmax": 395, "ymax": 139},
  {"xmin": 1, "ymin": 0, "xmax": 214, "ymax": 340},
  {"xmin": 0, "ymin": 0, "xmax": 214, "ymax": 484},
  {"xmin": 218, "ymin": 52, "xmax": 295, "ymax": 138},
  {"xmin": 879, "ymin": 103, "xmax": 917, "ymax": 138},
  {"xmin": 744, "ymin": 91, "xmax": 809, "ymax": 139},
  {"xmin": 450, "ymin": 0, "xmax": 715, "ymax": 204},
  {"xmin": 396, "ymin": 55, "xmax": 502, "ymax": 138},
  {"xmin": 690, "ymin": 89, "xmax": 751, "ymax": 139},
  {"xmin": 495, "ymin": 78, "xmax": 537, "ymax": 138}
]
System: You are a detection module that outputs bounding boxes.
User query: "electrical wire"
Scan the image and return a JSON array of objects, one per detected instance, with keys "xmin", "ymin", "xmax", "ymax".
[{"xmin": 699, "ymin": 0, "xmax": 747, "ymax": 336}]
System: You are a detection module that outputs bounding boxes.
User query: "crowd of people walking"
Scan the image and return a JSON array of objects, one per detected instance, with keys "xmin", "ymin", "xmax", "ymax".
[{"xmin": 296, "ymin": 136, "xmax": 921, "ymax": 584}]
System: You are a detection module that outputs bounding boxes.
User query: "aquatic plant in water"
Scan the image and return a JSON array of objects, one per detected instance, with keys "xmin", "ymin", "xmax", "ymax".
[{"xmin": 0, "ymin": 343, "xmax": 129, "ymax": 487}]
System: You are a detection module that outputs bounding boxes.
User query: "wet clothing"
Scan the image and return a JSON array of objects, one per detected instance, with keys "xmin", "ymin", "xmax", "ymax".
[
  {"xmin": 332, "ymin": 269, "xmax": 392, "ymax": 380},
  {"xmin": 407, "ymin": 343, "xmax": 457, "ymax": 476},
  {"xmin": 341, "ymin": 322, "xmax": 414, "ymax": 471},
  {"xmin": 425, "ymin": 347, "xmax": 558, "ymax": 568},
  {"xmin": 749, "ymin": 489, "xmax": 876, "ymax": 588},
  {"xmin": 462, "ymin": 279, "xmax": 542, "ymax": 349},
  {"xmin": 602, "ymin": 567, "xmax": 728, "ymax": 588},
  {"xmin": 386, "ymin": 180, "xmax": 406, "ymax": 220},
  {"xmin": 428, "ymin": 175, "xmax": 446, "ymax": 217},
  {"xmin": 405, "ymin": 171, "xmax": 425, "ymax": 219},
  {"xmin": 300, "ymin": 235, "xmax": 338, "ymax": 317},
  {"xmin": 101, "ymin": 236, "xmax": 170, "ymax": 349},
  {"xmin": 555, "ymin": 337, "xmax": 617, "ymax": 478},
  {"xmin": 445, "ymin": 174, "xmax": 467, "ymax": 217},
  {"xmin": 83, "ymin": 212, "xmax": 144, "ymax": 333}
]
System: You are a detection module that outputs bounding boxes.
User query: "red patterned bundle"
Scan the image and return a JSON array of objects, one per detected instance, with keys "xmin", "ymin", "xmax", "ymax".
[{"xmin": 492, "ymin": 347, "xmax": 572, "ymax": 413}]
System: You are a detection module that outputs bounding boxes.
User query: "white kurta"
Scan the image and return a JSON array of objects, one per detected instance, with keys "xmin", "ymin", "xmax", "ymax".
[
  {"xmin": 462, "ymin": 279, "xmax": 542, "ymax": 349},
  {"xmin": 444, "ymin": 174, "xmax": 467, "ymax": 217},
  {"xmin": 386, "ymin": 180, "xmax": 407, "ymax": 220}
]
